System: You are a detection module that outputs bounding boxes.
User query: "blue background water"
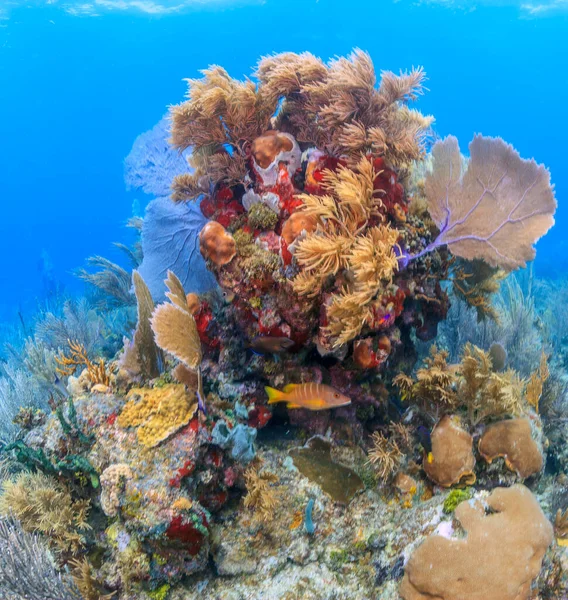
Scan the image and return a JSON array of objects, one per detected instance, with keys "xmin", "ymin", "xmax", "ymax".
[{"xmin": 0, "ymin": 0, "xmax": 566, "ymax": 323}]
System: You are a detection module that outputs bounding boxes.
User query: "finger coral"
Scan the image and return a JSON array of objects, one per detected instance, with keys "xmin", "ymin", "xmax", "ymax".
[
  {"xmin": 56, "ymin": 339, "xmax": 110, "ymax": 386},
  {"xmin": 399, "ymin": 485, "xmax": 553, "ymax": 600},
  {"xmin": 417, "ymin": 135, "xmax": 557, "ymax": 270}
]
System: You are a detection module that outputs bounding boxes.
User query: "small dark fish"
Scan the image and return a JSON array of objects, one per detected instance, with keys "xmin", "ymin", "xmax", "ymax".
[
  {"xmin": 249, "ymin": 336, "xmax": 295, "ymax": 355},
  {"xmin": 417, "ymin": 425, "xmax": 433, "ymax": 461},
  {"xmin": 53, "ymin": 375, "xmax": 70, "ymax": 399}
]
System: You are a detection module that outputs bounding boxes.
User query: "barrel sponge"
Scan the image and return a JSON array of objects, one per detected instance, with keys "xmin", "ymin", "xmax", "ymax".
[
  {"xmin": 479, "ymin": 418, "xmax": 543, "ymax": 478},
  {"xmin": 399, "ymin": 484, "xmax": 553, "ymax": 600}
]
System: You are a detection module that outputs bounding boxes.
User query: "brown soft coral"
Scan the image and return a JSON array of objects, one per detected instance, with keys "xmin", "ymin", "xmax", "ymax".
[
  {"xmin": 399, "ymin": 485, "xmax": 553, "ymax": 600},
  {"xmin": 0, "ymin": 472, "xmax": 91, "ymax": 556},
  {"xmin": 423, "ymin": 415, "xmax": 476, "ymax": 487},
  {"xmin": 478, "ymin": 418, "xmax": 543, "ymax": 478}
]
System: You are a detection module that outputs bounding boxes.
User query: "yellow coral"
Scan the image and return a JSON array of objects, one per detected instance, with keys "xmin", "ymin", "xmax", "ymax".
[
  {"xmin": 525, "ymin": 351, "xmax": 549, "ymax": 412},
  {"xmin": 117, "ymin": 384, "xmax": 197, "ymax": 448},
  {"xmin": 172, "ymin": 497, "xmax": 193, "ymax": 512},
  {"xmin": 56, "ymin": 339, "xmax": 109, "ymax": 386},
  {"xmin": 292, "ymin": 158, "xmax": 400, "ymax": 347},
  {"xmin": 171, "ymin": 51, "xmax": 432, "ymax": 201}
]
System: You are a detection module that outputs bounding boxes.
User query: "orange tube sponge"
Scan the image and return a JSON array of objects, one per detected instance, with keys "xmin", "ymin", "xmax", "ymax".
[
  {"xmin": 281, "ymin": 212, "xmax": 319, "ymax": 246},
  {"xmin": 478, "ymin": 418, "xmax": 543, "ymax": 478},
  {"xmin": 423, "ymin": 415, "xmax": 476, "ymax": 487},
  {"xmin": 399, "ymin": 485, "xmax": 553, "ymax": 600},
  {"xmin": 199, "ymin": 221, "xmax": 236, "ymax": 266}
]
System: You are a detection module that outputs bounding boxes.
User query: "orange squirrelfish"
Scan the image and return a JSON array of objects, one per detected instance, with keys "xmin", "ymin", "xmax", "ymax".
[{"xmin": 265, "ymin": 383, "xmax": 351, "ymax": 411}]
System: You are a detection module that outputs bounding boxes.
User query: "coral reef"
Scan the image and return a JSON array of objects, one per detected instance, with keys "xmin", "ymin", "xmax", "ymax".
[{"xmin": 0, "ymin": 49, "xmax": 564, "ymax": 600}]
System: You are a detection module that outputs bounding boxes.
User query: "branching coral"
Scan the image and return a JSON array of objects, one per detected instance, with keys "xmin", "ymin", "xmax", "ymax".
[
  {"xmin": 525, "ymin": 351, "xmax": 549, "ymax": 412},
  {"xmin": 459, "ymin": 343, "xmax": 524, "ymax": 425},
  {"xmin": 451, "ymin": 259, "xmax": 506, "ymax": 322},
  {"xmin": 256, "ymin": 49, "xmax": 431, "ymax": 165},
  {"xmin": 0, "ymin": 472, "xmax": 91, "ymax": 555},
  {"xmin": 170, "ymin": 65, "xmax": 277, "ymax": 197},
  {"xmin": 394, "ymin": 346, "xmax": 459, "ymax": 416},
  {"xmin": 243, "ymin": 465, "xmax": 279, "ymax": 524},
  {"xmin": 170, "ymin": 50, "xmax": 432, "ymax": 201},
  {"xmin": 397, "ymin": 343, "xmax": 526, "ymax": 425},
  {"xmin": 76, "ymin": 255, "xmax": 136, "ymax": 309},
  {"xmin": 70, "ymin": 557, "xmax": 115, "ymax": 600},
  {"xmin": 56, "ymin": 339, "xmax": 110, "ymax": 386},
  {"xmin": 35, "ymin": 298, "xmax": 103, "ymax": 355}
]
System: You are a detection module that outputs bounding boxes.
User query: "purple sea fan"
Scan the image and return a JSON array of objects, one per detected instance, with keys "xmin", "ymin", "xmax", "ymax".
[
  {"xmin": 412, "ymin": 135, "xmax": 556, "ymax": 271},
  {"xmin": 138, "ymin": 197, "xmax": 217, "ymax": 301},
  {"xmin": 124, "ymin": 115, "xmax": 191, "ymax": 198}
]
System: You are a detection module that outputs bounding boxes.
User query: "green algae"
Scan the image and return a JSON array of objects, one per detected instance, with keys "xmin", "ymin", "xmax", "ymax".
[
  {"xmin": 443, "ymin": 488, "xmax": 473, "ymax": 514},
  {"xmin": 289, "ymin": 437, "xmax": 364, "ymax": 504},
  {"xmin": 248, "ymin": 203, "xmax": 278, "ymax": 230}
]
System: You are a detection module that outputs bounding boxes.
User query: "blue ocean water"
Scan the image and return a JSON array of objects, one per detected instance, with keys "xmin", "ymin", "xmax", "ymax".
[{"xmin": 0, "ymin": 0, "xmax": 566, "ymax": 322}]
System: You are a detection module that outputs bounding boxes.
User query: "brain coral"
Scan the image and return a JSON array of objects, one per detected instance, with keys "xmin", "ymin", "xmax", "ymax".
[
  {"xmin": 479, "ymin": 418, "xmax": 543, "ymax": 478},
  {"xmin": 423, "ymin": 415, "xmax": 476, "ymax": 487},
  {"xmin": 399, "ymin": 484, "xmax": 553, "ymax": 600}
]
